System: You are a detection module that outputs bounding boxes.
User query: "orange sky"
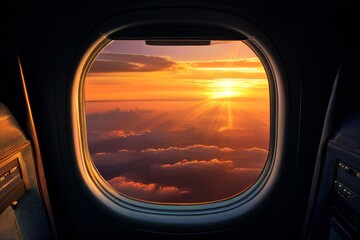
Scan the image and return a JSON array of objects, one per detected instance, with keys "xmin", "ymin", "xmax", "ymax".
[
  {"xmin": 85, "ymin": 41, "xmax": 268, "ymax": 103},
  {"xmin": 84, "ymin": 40, "xmax": 270, "ymax": 203}
]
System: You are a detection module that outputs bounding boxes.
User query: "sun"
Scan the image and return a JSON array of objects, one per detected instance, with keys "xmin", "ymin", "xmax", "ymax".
[{"xmin": 210, "ymin": 80, "xmax": 240, "ymax": 99}]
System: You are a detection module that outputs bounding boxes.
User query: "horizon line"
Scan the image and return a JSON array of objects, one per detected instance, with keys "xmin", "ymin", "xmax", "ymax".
[
  {"xmin": 85, "ymin": 96, "xmax": 267, "ymax": 103},
  {"xmin": 85, "ymin": 98, "xmax": 205, "ymax": 102}
]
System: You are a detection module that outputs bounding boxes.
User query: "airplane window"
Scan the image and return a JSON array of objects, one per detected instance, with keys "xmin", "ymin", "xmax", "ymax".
[{"xmin": 84, "ymin": 40, "xmax": 270, "ymax": 204}]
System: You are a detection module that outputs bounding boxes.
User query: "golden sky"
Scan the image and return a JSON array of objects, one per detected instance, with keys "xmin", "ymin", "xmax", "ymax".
[
  {"xmin": 85, "ymin": 41, "xmax": 268, "ymax": 103},
  {"xmin": 84, "ymin": 40, "xmax": 270, "ymax": 203}
]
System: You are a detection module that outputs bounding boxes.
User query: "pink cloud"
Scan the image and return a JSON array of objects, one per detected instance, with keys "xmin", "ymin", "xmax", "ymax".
[
  {"xmin": 108, "ymin": 176, "xmax": 190, "ymax": 201},
  {"xmin": 244, "ymin": 147, "xmax": 268, "ymax": 154}
]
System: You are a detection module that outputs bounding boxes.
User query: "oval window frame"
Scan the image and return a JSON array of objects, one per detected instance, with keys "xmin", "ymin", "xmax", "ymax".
[{"xmin": 70, "ymin": 8, "xmax": 287, "ymax": 232}]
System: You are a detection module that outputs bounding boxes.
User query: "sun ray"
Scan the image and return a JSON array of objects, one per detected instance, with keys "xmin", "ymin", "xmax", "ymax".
[{"xmin": 227, "ymin": 101, "xmax": 233, "ymax": 128}]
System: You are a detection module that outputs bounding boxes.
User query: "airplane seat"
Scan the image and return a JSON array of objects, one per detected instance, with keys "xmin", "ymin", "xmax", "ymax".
[
  {"xmin": 0, "ymin": 103, "xmax": 51, "ymax": 240},
  {"xmin": 306, "ymin": 52, "xmax": 360, "ymax": 240}
]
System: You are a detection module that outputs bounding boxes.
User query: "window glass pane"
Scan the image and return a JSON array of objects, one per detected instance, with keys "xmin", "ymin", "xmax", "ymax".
[{"xmin": 84, "ymin": 40, "xmax": 270, "ymax": 204}]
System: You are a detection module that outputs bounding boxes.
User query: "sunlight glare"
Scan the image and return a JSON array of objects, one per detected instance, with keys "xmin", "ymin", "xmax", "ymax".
[{"xmin": 210, "ymin": 79, "xmax": 241, "ymax": 99}]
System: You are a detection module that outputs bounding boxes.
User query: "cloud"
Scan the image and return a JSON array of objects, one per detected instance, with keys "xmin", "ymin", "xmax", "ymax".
[
  {"xmin": 218, "ymin": 126, "xmax": 252, "ymax": 136},
  {"xmin": 88, "ymin": 128, "xmax": 197, "ymax": 154},
  {"xmin": 87, "ymin": 130, "xmax": 151, "ymax": 144},
  {"xmin": 92, "ymin": 143, "xmax": 268, "ymax": 180},
  {"xmin": 140, "ymin": 144, "xmax": 235, "ymax": 161},
  {"xmin": 160, "ymin": 158, "xmax": 234, "ymax": 171},
  {"xmin": 92, "ymin": 150, "xmax": 138, "ymax": 168},
  {"xmin": 89, "ymin": 53, "xmax": 176, "ymax": 73},
  {"xmin": 243, "ymin": 147, "xmax": 269, "ymax": 154},
  {"xmin": 190, "ymin": 58, "xmax": 263, "ymax": 69},
  {"xmin": 86, "ymin": 105, "xmax": 270, "ymax": 153},
  {"xmin": 105, "ymin": 161, "xmax": 261, "ymax": 203},
  {"xmin": 86, "ymin": 107, "xmax": 169, "ymax": 132},
  {"xmin": 92, "ymin": 144, "xmax": 268, "ymax": 203},
  {"xmin": 108, "ymin": 176, "xmax": 190, "ymax": 201},
  {"xmin": 92, "ymin": 144, "xmax": 255, "ymax": 169},
  {"xmin": 231, "ymin": 167, "xmax": 263, "ymax": 173},
  {"xmin": 86, "ymin": 106, "xmax": 269, "ymax": 203},
  {"xmin": 86, "ymin": 109, "xmax": 269, "ymax": 154},
  {"xmin": 88, "ymin": 125, "xmax": 269, "ymax": 156},
  {"xmin": 91, "ymin": 144, "xmax": 238, "ymax": 175},
  {"xmin": 142, "ymin": 144, "xmax": 234, "ymax": 153}
]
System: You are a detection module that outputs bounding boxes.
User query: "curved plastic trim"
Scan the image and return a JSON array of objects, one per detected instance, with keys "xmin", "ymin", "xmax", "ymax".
[{"xmin": 70, "ymin": 7, "xmax": 287, "ymax": 233}]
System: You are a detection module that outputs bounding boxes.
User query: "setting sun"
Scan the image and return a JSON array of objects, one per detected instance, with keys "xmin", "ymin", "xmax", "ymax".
[{"xmin": 210, "ymin": 79, "xmax": 242, "ymax": 99}]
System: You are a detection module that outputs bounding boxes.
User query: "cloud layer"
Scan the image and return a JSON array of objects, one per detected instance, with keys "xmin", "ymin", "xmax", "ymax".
[
  {"xmin": 90, "ymin": 53, "xmax": 176, "ymax": 72},
  {"xmin": 92, "ymin": 142, "xmax": 267, "ymax": 203},
  {"xmin": 86, "ymin": 107, "xmax": 269, "ymax": 153},
  {"xmin": 85, "ymin": 102, "xmax": 270, "ymax": 203},
  {"xmin": 108, "ymin": 176, "xmax": 190, "ymax": 202}
]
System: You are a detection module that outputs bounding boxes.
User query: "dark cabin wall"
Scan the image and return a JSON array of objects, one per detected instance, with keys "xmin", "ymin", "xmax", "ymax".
[
  {"xmin": 2, "ymin": 0, "xmax": 355, "ymax": 239},
  {"xmin": 1, "ymin": 2, "xmax": 29, "ymax": 137}
]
